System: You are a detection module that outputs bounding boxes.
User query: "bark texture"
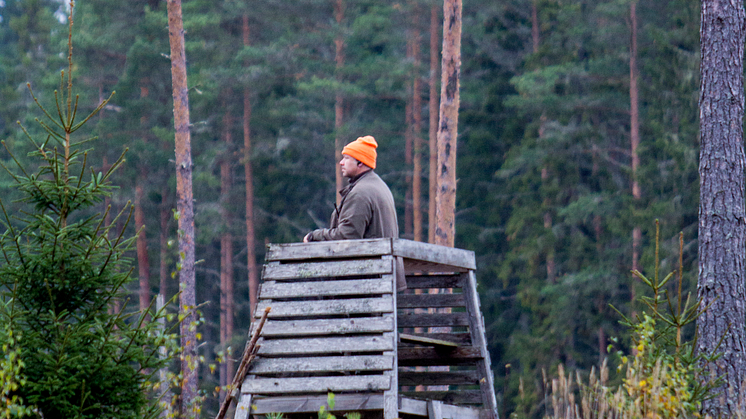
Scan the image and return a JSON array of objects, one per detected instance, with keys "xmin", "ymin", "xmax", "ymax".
[
  {"xmin": 428, "ymin": 4, "xmax": 439, "ymax": 244},
  {"xmin": 697, "ymin": 0, "xmax": 746, "ymax": 415},
  {"xmin": 630, "ymin": 1, "xmax": 641, "ymax": 275},
  {"xmin": 412, "ymin": 2, "xmax": 423, "ymax": 243},
  {"xmin": 243, "ymin": 15, "xmax": 259, "ymax": 322},
  {"xmin": 219, "ymin": 101, "xmax": 235, "ymax": 392},
  {"xmin": 434, "ymin": 0, "xmax": 462, "ymax": 247},
  {"xmin": 334, "ymin": 0, "xmax": 345, "ymax": 206},
  {"xmin": 166, "ymin": 0, "xmax": 198, "ymax": 416}
]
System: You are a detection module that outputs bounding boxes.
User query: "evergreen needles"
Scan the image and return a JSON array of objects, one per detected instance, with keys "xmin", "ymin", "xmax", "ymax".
[{"xmin": 0, "ymin": 3, "xmax": 174, "ymax": 418}]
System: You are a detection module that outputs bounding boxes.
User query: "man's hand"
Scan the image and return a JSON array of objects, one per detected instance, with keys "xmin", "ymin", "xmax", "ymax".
[{"xmin": 303, "ymin": 233, "xmax": 311, "ymax": 243}]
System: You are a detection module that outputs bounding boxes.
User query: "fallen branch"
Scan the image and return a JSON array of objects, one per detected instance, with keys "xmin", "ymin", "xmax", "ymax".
[{"xmin": 215, "ymin": 306, "xmax": 271, "ymax": 419}]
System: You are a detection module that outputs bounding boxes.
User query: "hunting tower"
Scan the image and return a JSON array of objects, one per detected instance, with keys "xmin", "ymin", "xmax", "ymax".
[{"xmin": 234, "ymin": 238, "xmax": 498, "ymax": 419}]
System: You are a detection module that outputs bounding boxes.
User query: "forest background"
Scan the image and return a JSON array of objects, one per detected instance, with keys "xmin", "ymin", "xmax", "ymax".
[{"xmin": 0, "ymin": 0, "xmax": 701, "ymax": 417}]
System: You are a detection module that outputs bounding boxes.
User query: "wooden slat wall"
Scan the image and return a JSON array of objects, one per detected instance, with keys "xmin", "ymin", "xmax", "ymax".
[
  {"xmin": 396, "ymin": 272, "xmax": 494, "ymax": 414},
  {"xmin": 241, "ymin": 247, "xmax": 400, "ymax": 419}
]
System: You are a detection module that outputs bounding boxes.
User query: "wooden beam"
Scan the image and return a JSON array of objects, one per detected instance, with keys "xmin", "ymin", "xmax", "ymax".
[
  {"xmin": 260, "ymin": 277, "xmax": 393, "ymax": 299},
  {"xmin": 399, "ymin": 370, "xmax": 479, "ymax": 386},
  {"xmin": 255, "ymin": 295, "xmax": 394, "ymax": 318},
  {"xmin": 258, "ymin": 335, "xmax": 394, "ymax": 355},
  {"xmin": 397, "ymin": 312, "xmax": 469, "ymax": 328},
  {"xmin": 250, "ymin": 355, "xmax": 393, "ymax": 374},
  {"xmin": 399, "ymin": 390, "xmax": 483, "ymax": 405},
  {"xmin": 257, "ymin": 317, "xmax": 394, "ymax": 337},
  {"xmin": 398, "ymin": 293, "xmax": 465, "ymax": 308},
  {"xmin": 404, "ymin": 275, "xmax": 465, "ymax": 289},
  {"xmin": 266, "ymin": 239, "xmax": 393, "ymax": 261},
  {"xmin": 393, "ymin": 239, "xmax": 476, "ymax": 270},
  {"xmin": 243, "ymin": 375, "xmax": 391, "ymax": 394},
  {"xmin": 399, "ymin": 333, "xmax": 459, "ymax": 348},
  {"xmin": 263, "ymin": 258, "xmax": 393, "ymax": 280},
  {"xmin": 251, "ymin": 394, "xmax": 384, "ymax": 414},
  {"xmin": 398, "ymin": 346, "xmax": 482, "ymax": 366}
]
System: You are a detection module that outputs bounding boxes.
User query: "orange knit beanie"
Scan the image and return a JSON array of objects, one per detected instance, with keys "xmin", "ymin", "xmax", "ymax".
[{"xmin": 342, "ymin": 135, "xmax": 378, "ymax": 169}]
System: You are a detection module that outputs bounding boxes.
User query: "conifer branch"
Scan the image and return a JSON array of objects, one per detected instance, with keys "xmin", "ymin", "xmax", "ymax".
[
  {"xmin": 54, "ymin": 88, "xmax": 66, "ymax": 129},
  {"xmin": 99, "ymin": 203, "xmax": 134, "ymax": 276},
  {"xmin": 25, "ymin": 84, "xmax": 65, "ymax": 131},
  {"xmin": 71, "ymin": 92, "xmax": 115, "ymax": 134},
  {"xmin": 0, "ymin": 198, "xmax": 26, "ymax": 268}
]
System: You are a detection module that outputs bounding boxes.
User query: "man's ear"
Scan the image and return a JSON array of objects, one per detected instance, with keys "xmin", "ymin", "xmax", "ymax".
[{"xmin": 357, "ymin": 161, "xmax": 363, "ymax": 166}]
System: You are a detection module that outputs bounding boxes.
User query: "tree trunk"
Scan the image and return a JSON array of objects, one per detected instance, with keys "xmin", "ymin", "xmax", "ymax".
[
  {"xmin": 135, "ymin": 179, "xmax": 151, "ymax": 312},
  {"xmin": 405, "ymin": 60, "xmax": 414, "ymax": 239},
  {"xmin": 166, "ymin": 0, "xmax": 198, "ymax": 416},
  {"xmin": 630, "ymin": 1, "xmax": 641, "ymax": 276},
  {"xmin": 334, "ymin": 0, "xmax": 345, "ymax": 206},
  {"xmin": 159, "ymin": 184, "xmax": 169, "ymax": 299},
  {"xmin": 219, "ymin": 100, "xmax": 235, "ymax": 393},
  {"xmin": 697, "ymin": 0, "xmax": 746, "ymax": 416},
  {"xmin": 243, "ymin": 15, "xmax": 259, "ymax": 322},
  {"xmin": 428, "ymin": 4, "xmax": 439, "ymax": 244},
  {"xmin": 137, "ymin": 78, "xmax": 151, "ymax": 313},
  {"xmin": 412, "ymin": 3, "xmax": 423, "ymax": 243},
  {"xmin": 434, "ymin": 0, "xmax": 462, "ymax": 247}
]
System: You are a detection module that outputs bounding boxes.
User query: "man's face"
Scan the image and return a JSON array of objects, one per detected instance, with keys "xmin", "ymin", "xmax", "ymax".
[{"xmin": 340, "ymin": 154, "xmax": 363, "ymax": 178}]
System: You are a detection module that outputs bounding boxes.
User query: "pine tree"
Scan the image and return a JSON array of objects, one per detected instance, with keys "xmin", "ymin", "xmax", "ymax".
[{"xmin": 0, "ymin": 6, "xmax": 172, "ymax": 418}]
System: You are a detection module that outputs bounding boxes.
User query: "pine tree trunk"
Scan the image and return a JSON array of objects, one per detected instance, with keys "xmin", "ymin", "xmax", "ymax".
[
  {"xmin": 159, "ymin": 184, "xmax": 169, "ymax": 299},
  {"xmin": 135, "ymin": 179, "xmax": 151, "ymax": 312},
  {"xmin": 219, "ymin": 99, "xmax": 235, "ymax": 393},
  {"xmin": 166, "ymin": 0, "xmax": 198, "ymax": 415},
  {"xmin": 412, "ymin": 3, "xmax": 423, "ymax": 243},
  {"xmin": 428, "ymin": 4, "xmax": 439, "ymax": 244},
  {"xmin": 243, "ymin": 15, "xmax": 258, "ymax": 322},
  {"xmin": 434, "ymin": 0, "xmax": 462, "ymax": 247},
  {"xmin": 630, "ymin": 1, "xmax": 641, "ymax": 275},
  {"xmin": 334, "ymin": 0, "xmax": 345, "ymax": 206},
  {"xmin": 405, "ymin": 66, "xmax": 414, "ymax": 239},
  {"xmin": 697, "ymin": 0, "xmax": 746, "ymax": 415},
  {"xmin": 137, "ymin": 78, "xmax": 151, "ymax": 313}
]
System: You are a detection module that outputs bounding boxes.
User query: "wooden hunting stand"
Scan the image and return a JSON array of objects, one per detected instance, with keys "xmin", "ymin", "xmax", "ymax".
[{"xmin": 234, "ymin": 238, "xmax": 498, "ymax": 419}]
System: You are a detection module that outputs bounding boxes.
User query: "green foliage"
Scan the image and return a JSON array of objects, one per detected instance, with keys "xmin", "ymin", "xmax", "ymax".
[
  {"xmin": 0, "ymin": 300, "xmax": 35, "ymax": 418},
  {"xmin": 0, "ymin": 7, "xmax": 174, "ymax": 419}
]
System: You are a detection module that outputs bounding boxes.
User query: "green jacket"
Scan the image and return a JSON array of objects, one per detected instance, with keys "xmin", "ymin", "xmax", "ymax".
[{"xmin": 308, "ymin": 170, "xmax": 399, "ymax": 241}]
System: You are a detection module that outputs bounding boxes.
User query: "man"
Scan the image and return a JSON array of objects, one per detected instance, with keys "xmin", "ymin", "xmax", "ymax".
[
  {"xmin": 304, "ymin": 135, "xmax": 399, "ymax": 242},
  {"xmin": 304, "ymin": 135, "xmax": 405, "ymax": 290}
]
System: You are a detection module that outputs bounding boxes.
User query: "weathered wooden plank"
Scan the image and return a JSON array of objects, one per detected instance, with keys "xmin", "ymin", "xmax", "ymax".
[
  {"xmin": 428, "ymin": 399, "xmax": 444, "ymax": 419},
  {"xmin": 263, "ymin": 258, "xmax": 392, "ymax": 280},
  {"xmin": 251, "ymin": 394, "xmax": 384, "ymax": 414},
  {"xmin": 260, "ymin": 277, "xmax": 393, "ymax": 299},
  {"xmin": 233, "ymin": 393, "xmax": 252, "ymax": 419},
  {"xmin": 393, "ymin": 239, "xmax": 476, "ymax": 271},
  {"xmin": 400, "ymin": 390, "xmax": 483, "ymax": 405},
  {"xmin": 397, "ymin": 312, "xmax": 470, "ymax": 328},
  {"xmin": 266, "ymin": 239, "xmax": 393, "ymax": 261},
  {"xmin": 398, "ymin": 347, "xmax": 482, "ymax": 366},
  {"xmin": 464, "ymin": 271, "xmax": 499, "ymax": 419},
  {"xmin": 258, "ymin": 317, "xmax": 395, "ymax": 337},
  {"xmin": 398, "ymin": 370, "xmax": 479, "ymax": 386},
  {"xmin": 242, "ymin": 375, "xmax": 391, "ymax": 394},
  {"xmin": 397, "ymin": 333, "xmax": 471, "ymax": 346},
  {"xmin": 398, "ymin": 396, "xmax": 482, "ymax": 419},
  {"xmin": 258, "ymin": 335, "xmax": 394, "ymax": 355},
  {"xmin": 400, "ymin": 333, "xmax": 458, "ymax": 348},
  {"xmin": 382, "ymin": 270, "xmax": 399, "ymax": 419},
  {"xmin": 404, "ymin": 275, "xmax": 465, "ymax": 289},
  {"xmin": 398, "ymin": 293, "xmax": 465, "ymax": 308},
  {"xmin": 255, "ymin": 295, "xmax": 393, "ymax": 318},
  {"xmin": 249, "ymin": 355, "xmax": 393, "ymax": 374}
]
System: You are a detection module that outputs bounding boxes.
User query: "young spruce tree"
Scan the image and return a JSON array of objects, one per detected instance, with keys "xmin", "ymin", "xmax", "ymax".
[{"xmin": 0, "ymin": 4, "xmax": 172, "ymax": 418}]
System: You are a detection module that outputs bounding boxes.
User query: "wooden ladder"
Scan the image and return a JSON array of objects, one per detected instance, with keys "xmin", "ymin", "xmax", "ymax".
[{"xmin": 233, "ymin": 238, "xmax": 498, "ymax": 419}]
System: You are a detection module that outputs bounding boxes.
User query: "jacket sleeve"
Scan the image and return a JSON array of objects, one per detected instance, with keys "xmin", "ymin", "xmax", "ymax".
[{"xmin": 307, "ymin": 191, "xmax": 370, "ymax": 241}]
